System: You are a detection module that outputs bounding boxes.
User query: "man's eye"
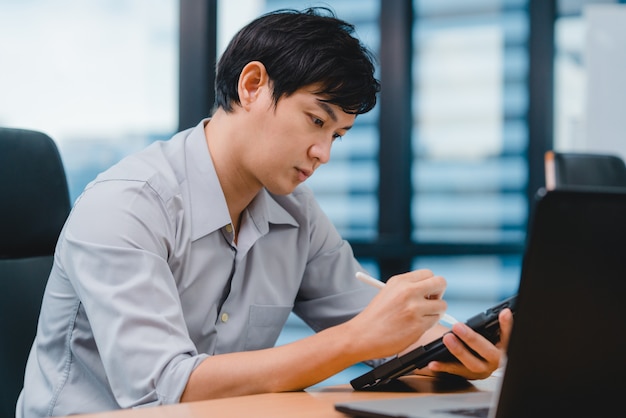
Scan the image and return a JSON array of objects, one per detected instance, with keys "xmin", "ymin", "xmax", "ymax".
[
  {"xmin": 332, "ymin": 133, "xmax": 343, "ymax": 141},
  {"xmin": 312, "ymin": 117, "xmax": 324, "ymax": 127}
]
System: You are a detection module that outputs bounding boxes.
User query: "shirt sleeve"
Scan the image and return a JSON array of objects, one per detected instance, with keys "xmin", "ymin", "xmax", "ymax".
[
  {"xmin": 60, "ymin": 176, "xmax": 206, "ymax": 407},
  {"xmin": 290, "ymin": 188, "xmax": 379, "ymax": 332}
]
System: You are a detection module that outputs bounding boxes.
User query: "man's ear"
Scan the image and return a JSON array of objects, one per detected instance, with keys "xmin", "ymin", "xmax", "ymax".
[{"xmin": 238, "ymin": 61, "xmax": 269, "ymax": 110}]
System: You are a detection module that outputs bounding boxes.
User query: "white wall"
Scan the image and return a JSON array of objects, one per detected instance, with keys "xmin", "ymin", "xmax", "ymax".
[{"xmin": 583, "ymin": 4, "xmax": 626, "ymax": 161}]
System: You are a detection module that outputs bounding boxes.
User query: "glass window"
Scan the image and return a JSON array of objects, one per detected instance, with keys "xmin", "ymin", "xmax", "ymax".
[
  {"xmin": 0, "ymin": 0, "xmax": 179, "ymax": 202},
  {"xmin": 410, "ymin": 0, "xmax": 529, "ymax": 315},
  {"xmin": 412, "ymin": 0, "xmax": 529, "ymax": 245}
]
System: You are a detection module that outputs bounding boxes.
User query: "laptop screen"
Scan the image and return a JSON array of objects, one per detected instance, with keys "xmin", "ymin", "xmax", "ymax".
[{"xmin": 494, "ymin": 189, "xmax": 626, "ymax": 417}]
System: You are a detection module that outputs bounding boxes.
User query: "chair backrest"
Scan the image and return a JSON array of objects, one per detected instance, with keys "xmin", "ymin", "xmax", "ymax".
[
  {"xmin": 544, "ymin": 150, "xmax": 626, "ymax": 191},
  {"xmin": 0, "ymin": 127, "xmax": 71, "ymax": 418}
]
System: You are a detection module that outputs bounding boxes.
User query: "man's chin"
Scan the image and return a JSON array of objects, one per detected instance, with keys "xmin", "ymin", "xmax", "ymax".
[{"xmin": 265, "ymin": 182, "xmax": 299, "ymax": 195}]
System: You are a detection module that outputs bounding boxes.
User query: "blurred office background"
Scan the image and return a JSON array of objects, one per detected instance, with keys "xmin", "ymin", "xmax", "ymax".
[{"xmin": 2, "ymin": 0, "xmax": 625, "ymax": 386}]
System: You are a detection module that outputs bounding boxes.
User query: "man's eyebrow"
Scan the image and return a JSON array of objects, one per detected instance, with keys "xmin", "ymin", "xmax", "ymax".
[
  {"xmin": 317, "ymin": 101, "xmax": 338, "ymax": 122},
  {"xmin": 317, "ymin": 100, "xmax": 353, "ymax": 131}
]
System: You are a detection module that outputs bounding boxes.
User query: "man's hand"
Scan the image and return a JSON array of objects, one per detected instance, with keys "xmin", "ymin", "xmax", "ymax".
[
  {"xmin": 347, "ymin": 269, "xmax": 449, "ymax": 361},
  {"xmin": 426, "ymin": 308, "xmax": 514, "ymax": 380}
]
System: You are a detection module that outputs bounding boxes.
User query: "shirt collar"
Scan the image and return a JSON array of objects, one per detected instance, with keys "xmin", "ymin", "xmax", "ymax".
[
  {"xmin": 185, "ymin": 119, "xmax": 298, "ymax": 241},
  {"xmin": 247, "ymin": 188, "xmax": 299, "ymax": 235}
]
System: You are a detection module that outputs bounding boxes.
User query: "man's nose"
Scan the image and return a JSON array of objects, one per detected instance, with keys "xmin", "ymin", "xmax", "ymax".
[{"xmin": 309, "ymin": 139, "xmax": 332, "ymax": 165}]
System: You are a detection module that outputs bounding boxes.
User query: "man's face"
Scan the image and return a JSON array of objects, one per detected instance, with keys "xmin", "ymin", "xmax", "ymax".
[{"xmin": 243, "ymin": 84, "xmax": 356, "ymax": 195}]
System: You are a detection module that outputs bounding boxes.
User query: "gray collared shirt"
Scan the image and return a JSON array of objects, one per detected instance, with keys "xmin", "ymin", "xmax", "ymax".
[{"xmin": 17, "ymin": 119, "xmax": 377, "ymax": 417}]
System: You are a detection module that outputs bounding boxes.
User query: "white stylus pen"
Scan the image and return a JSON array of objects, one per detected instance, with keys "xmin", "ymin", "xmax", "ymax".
[{"xmin": 356, "ymin": 271, "xmax": 459, "ymax": 325}]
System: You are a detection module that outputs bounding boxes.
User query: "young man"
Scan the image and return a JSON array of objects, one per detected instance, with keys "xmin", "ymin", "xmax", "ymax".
[{"xmin": 17, "ymin": 8, "xmax": 512, "ymax": 416}]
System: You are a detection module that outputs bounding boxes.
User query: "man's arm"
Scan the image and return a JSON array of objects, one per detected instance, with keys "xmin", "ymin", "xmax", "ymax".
[{"xmin": 181, "ymin": 269, "xmax": 447, "ymax": 401}]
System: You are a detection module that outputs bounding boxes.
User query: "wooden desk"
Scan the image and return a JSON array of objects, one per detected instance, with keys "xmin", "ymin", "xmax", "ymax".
[{"xmin": 68, "ymin": 375, "xmax": 500, "ymax": 418}]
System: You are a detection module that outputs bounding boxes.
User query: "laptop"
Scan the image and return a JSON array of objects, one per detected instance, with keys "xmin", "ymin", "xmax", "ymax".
[{"xmin": 335, "ymin": 188, "xmax": 626, "ymax": 418}]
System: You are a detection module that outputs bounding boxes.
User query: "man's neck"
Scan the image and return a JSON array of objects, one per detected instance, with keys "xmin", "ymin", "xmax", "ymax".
[{"xmin": 203, "ymin": 112, "xmax": 261, "ymax": 238}]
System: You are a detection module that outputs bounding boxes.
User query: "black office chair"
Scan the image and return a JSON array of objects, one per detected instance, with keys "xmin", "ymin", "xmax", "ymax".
[
  {"xmin": 0, "ymin": 127, "xmax": 71, "ymax": 418},
  {"xmin": 544, "ymin": 150, "xmax": 626, "ymax": 191}
]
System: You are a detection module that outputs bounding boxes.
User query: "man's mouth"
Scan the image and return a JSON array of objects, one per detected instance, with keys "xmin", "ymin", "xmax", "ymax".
[{"xmin": 296, "ymin": 167, "xmax": 312, "ymax": 182}]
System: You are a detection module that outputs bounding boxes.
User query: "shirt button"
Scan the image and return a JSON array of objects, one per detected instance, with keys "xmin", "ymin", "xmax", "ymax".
[
  {"xmin": 221, "ymin": 313, "xmax": 229, "ymax": 323},
  {"xmin": 225, "ymin": 224, "xmax": 233, "ymax": 233}
]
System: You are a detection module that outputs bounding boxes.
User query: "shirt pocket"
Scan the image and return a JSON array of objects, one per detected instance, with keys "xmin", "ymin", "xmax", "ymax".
[{"xmin": 245, "ymin": 305, "xmax": 293, "ymax": 350}]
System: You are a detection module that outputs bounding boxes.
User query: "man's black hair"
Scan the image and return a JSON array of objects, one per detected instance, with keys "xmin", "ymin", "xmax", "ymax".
[{"xmin": 214, "ymin": 7, "xmax": 380, "ymax": 115}]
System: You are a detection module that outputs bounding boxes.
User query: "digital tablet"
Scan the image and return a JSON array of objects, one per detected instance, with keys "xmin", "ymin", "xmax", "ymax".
[{"xmin": 350, "ymin": 294, "xmax": 517, "ymax": 390}]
